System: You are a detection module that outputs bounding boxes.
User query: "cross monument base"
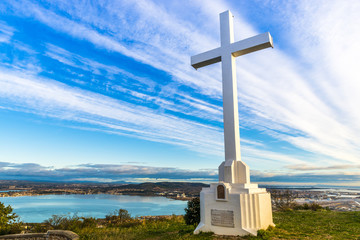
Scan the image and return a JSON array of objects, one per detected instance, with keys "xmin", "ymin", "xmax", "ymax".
[{"xmin": 194, "ymin": 161, "xmax": 274, "ymax": 236}]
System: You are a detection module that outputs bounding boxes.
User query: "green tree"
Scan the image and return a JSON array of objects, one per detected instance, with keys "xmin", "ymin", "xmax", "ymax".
[
  {"xmin": 117, "ymin": 209, "xmax": 131, "ymax": 222},
  {"xmin": 105, "ymin": 209, "xmax": 133, "ymax": 226},
  {"xmin": 0, "ymin": 202, "xmax": 22, "ymax": 235},
  {"xmin": 184, "ymin": 197, "xmax": 200, "ymax": 225},
  {"xmin": 271, "ymin": 190, "xmax": 297, "ymax": 210}
]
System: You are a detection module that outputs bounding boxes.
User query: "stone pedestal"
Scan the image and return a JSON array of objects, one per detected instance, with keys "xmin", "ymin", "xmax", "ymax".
[{"xmin": 194, "ymin": 160, "xmax": 274, "ymax": 236}]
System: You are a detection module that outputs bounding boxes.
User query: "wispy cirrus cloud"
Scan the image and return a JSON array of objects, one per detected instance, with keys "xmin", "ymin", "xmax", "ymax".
[
  {"xmin": 0, "ymin": 68, "xmax": 224, "ymax": 156},
  {"xmin": 3, "ymin": 0, "xmax": 224, "ymax": 96},
  {"xmin": 286, "ymin": 164, "xmax": 360, "ymax": 171},
  {"xmin": 0, "ymin": 65, "xmax": 314, "ymax": 170},
  {"xmin": 0, "ymin": 21, "xmax": 15, "ymax": 43},
  {"xmin": 44, "ymin": 43, "xmax": 223, "ymax": 122}
]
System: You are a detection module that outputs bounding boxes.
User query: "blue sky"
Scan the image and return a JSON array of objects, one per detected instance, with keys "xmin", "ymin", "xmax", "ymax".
[{"xmin": 0, "ymin": 0, "xmax": 360, "ymax": 186}]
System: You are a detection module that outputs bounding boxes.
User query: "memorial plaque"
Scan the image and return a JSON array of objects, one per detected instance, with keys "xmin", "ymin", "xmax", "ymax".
[
  {"xmin": 211, "ymin": 209, "xmax": 234, "ymax": 227},
  {"xmin": 217, "ymin": 185, "xmax": 225, "ymax": 199}
]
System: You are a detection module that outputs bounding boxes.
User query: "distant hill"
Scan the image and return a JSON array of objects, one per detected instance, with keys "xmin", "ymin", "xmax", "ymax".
[{"xmin": 0, "ymin": 180, "xmax": 209, "ymax": 198}]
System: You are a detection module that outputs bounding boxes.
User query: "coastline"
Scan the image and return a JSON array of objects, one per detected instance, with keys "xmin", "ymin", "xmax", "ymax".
[
  {"xmin": 0, "ymin": 190, "xmax": 193, "ymax": 201},
  {"xmin": 0, "ymin": 181, "xmax": 205, "ymax": 201}
]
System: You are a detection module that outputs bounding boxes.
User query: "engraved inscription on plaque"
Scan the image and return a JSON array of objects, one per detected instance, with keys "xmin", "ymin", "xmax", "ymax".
[
  {"xmin": 217, "ymin": 185, "xmax": 225, "ymax": 199},
  {"xmin": 211, "ymin": 209, "xmax": 234, "ymax": 228}
]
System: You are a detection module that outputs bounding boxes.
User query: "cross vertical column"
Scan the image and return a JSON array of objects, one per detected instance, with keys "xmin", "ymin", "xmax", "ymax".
[
  {"xmin": 220, "ymin": 11, "xmax": 241, "ymax": 163},
  {"xmin": 192, "ymin": 10, "xmax": 275, "ymax": 236},
  {"xmin": 191, "ymin": 10, "xmax": 273, "ymax": 184}
]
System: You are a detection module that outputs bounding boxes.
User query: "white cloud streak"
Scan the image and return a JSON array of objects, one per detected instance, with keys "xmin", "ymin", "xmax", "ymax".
[
  {"xmin": 0, "ymin": 21, "xmax": 15, "ymax": 43},
  {"xmin": 0, "ymin": 69, "xmax": 223, "ymax": 156}
]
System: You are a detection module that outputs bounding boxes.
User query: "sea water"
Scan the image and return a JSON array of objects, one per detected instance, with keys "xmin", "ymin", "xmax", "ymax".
[{"xmin": 0, "ymin": 194, "xmax": 187, "ymax": 223}]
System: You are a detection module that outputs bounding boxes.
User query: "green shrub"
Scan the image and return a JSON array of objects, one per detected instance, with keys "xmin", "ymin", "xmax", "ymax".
[
  {"xmin": 26, "ymin": 223, "xmax": 48, "ymax": 233},
  {"xmin": 309, "ymin": 202, "xmax": 323, "ymax": 211},
  {"xmin": 43, "ymin": 214, "xmax": 97, "ymax": 231},
  {"xmin": 0, "ymin": 202, "xmax": 22, "ymax": 235},
  {"xmin": 105, "ymin": 209, "xmax": 138, "ymax": 227},
  {"xmin": 184, "ymin": 197, "xmax": 200, "ymax": 225},
  {"xmin": 257, "ymin": 229, "xmax": 270, "ymax": 239},
  {"xmin": 256, "ymin": 225, "xmax": 275, "ymax": 240},
  {"xmin": 292, "ymin": 202, "xmax": 323, "ymax": 211}
]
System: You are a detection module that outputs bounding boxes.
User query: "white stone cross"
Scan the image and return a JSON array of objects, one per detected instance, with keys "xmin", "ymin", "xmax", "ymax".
[{"xmin": 191, "ymin": 10, "xmax": 273, "ymax": 183}]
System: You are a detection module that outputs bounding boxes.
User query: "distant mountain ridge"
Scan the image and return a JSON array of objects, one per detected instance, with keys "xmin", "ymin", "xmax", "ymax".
[{"xmin": 0, "ymin": 180, "xmax": 209, "ymax": 198}]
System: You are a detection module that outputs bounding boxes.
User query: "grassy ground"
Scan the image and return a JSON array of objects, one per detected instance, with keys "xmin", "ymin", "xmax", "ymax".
[
  {"xmin": 73, "ymin": 211, "xmax": 360, "ymax": 240},
  {"xmin": 266, "ymin": 210, "xmax": 360, "ymax": 240}
]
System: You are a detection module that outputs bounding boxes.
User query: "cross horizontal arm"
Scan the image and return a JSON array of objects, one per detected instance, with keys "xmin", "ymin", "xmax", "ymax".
[
  {"xmin": 230, "ymin": 32, "xmax": 273, "ymax": 57},
  {"xmin": 191, "ymin": 47, "xmax": 222, "ymax": 69},
  {"xmin": 191, "ymin": 32, "xmax": 273, "ymax": 70}
]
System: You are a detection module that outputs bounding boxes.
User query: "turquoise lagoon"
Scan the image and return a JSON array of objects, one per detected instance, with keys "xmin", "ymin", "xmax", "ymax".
[{"xmin": 0, "ymin": 194, "xmax": 187, "ymax": 223}]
